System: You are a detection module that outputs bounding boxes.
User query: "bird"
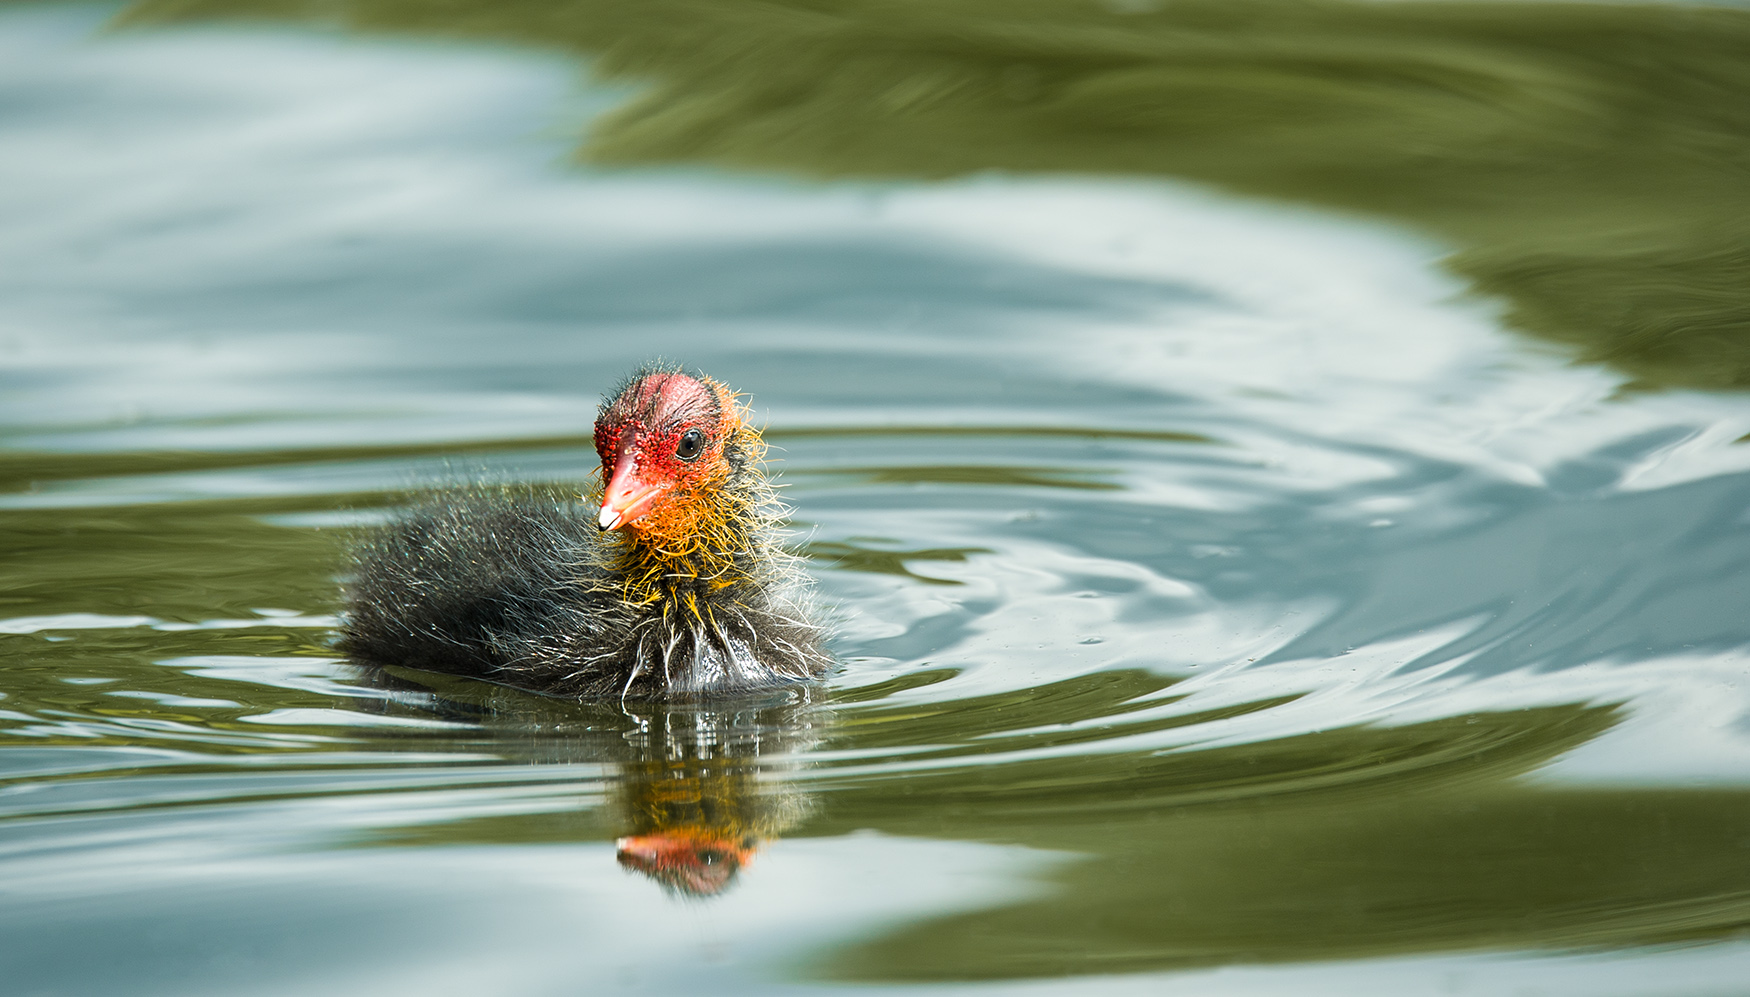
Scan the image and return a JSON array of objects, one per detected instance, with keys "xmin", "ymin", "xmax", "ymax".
[{"xmin": 339, "ymin": 364, "xmax": 831, "ymax": 699}]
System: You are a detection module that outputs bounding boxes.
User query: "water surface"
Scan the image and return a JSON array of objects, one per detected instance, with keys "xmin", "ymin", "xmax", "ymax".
[{"xmin": 2, "ymin": 4, "xmax": 1749, "ymax": 995}]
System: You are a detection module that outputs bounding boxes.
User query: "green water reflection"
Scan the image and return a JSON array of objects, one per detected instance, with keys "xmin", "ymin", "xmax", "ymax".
[
  {"xmin": 811, "ymin": 702, "xmax": 1750, "ymax": 979},
  {"xmin": 121, "ymin": 0, "xmax": 1750, "ymax": 390},
  {"xmin": 800, "ymin": 540, "xmax": 990, "ymax": 586},
  {"xmin": 321, "ymin": 671, "xmax": 1750, "ymax": 980},
  {"xmin": 3, "ymin": 449, "xmax": 1749, "ymax": 978}
]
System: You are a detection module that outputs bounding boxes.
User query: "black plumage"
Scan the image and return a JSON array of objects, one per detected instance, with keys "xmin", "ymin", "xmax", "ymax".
[{"xmin": 340, "ymin": 367, "xmax": 830, "ymax": 699}]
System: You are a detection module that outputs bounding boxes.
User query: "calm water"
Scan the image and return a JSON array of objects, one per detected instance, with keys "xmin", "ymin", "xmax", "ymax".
[{"xmin": 4, "ymin": 4, "xmax": 1750, "ymax": 994}]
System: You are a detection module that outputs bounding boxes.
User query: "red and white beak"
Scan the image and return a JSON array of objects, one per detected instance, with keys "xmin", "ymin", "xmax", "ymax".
[{"xmin": 599, "ymin": 448, "xmax": 670, "ymax": 531}]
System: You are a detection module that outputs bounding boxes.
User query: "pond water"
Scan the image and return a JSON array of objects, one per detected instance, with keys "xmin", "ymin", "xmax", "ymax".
[{"xmin": 3, "ymin": 3, "xmax": 1750, "ymax": 994}]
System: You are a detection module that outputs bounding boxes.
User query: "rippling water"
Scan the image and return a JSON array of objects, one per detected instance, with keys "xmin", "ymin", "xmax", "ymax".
[{"xmin": 3, "ymin": 4, "xmax": 1750, "ymax": 994}]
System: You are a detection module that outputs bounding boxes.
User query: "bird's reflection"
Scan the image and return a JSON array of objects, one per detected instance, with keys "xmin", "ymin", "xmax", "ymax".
[
  {"xmin": 351, "ymin": 664, "xmax": 823, "ymax": 897},
  {"xmin": 606, "ymin": 701, "xmax": 817, "ymax": 895}
]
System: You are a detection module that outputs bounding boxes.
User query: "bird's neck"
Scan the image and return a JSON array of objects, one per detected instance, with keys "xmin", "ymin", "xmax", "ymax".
[
  {"xmin": 612, "ymin": 483, "xmax": 761, "ymax": 625},
  {"xmin": 603, "ymin": 422, "xmax": 769, "ymax": 628}
]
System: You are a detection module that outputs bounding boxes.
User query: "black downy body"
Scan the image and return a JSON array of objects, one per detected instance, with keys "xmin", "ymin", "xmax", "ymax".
[{"xmin": 340, "ymin": 368, "xmax": 830, "ymax": 699}]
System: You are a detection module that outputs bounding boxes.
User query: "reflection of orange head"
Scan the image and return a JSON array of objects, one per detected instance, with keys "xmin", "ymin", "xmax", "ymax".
[{"xmin": 616, "ymin": 829, "xmax": 761, "ymax": 897}]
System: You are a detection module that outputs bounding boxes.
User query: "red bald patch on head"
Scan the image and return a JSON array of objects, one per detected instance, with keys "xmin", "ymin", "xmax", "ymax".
[
  {"xmin": 643, "ymin": 372, "xmax": 716, "ymax": 427},
  {"xmin": 596, "ymin": 373, "xmax": 723, "ymax": 460}
]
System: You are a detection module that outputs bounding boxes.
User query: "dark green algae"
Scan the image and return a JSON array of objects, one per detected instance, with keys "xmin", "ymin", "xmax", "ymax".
[{"xmin": 116, "ymin": 0, "xmax": 1750, "ymax": 391}]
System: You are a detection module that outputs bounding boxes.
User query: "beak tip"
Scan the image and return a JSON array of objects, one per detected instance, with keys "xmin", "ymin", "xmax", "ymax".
[{"xmin": 598, "ymin": 507, "xmax": 622, "ymax": 531}]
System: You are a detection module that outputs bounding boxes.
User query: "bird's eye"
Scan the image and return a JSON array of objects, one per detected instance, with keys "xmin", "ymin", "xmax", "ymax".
[{"xmin": 675, "ymin": 428, "xmax": 705, "ymax": 461}]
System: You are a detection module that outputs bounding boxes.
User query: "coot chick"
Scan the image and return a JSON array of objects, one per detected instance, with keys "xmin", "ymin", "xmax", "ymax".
[{"xmin": 341, "ymin": 365, "xmax": 830, "ymax": 699}]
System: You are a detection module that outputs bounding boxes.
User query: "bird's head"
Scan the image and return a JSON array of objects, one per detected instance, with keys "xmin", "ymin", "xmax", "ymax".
[{"xmin": 593, "ymin": 368, "xmax": 749, "ymax": 544}]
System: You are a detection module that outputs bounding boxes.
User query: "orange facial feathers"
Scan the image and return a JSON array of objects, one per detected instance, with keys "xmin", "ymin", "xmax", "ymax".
[{"xmin": 591, "ymin": 368, "xmax": 769, "ymax": 616}]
